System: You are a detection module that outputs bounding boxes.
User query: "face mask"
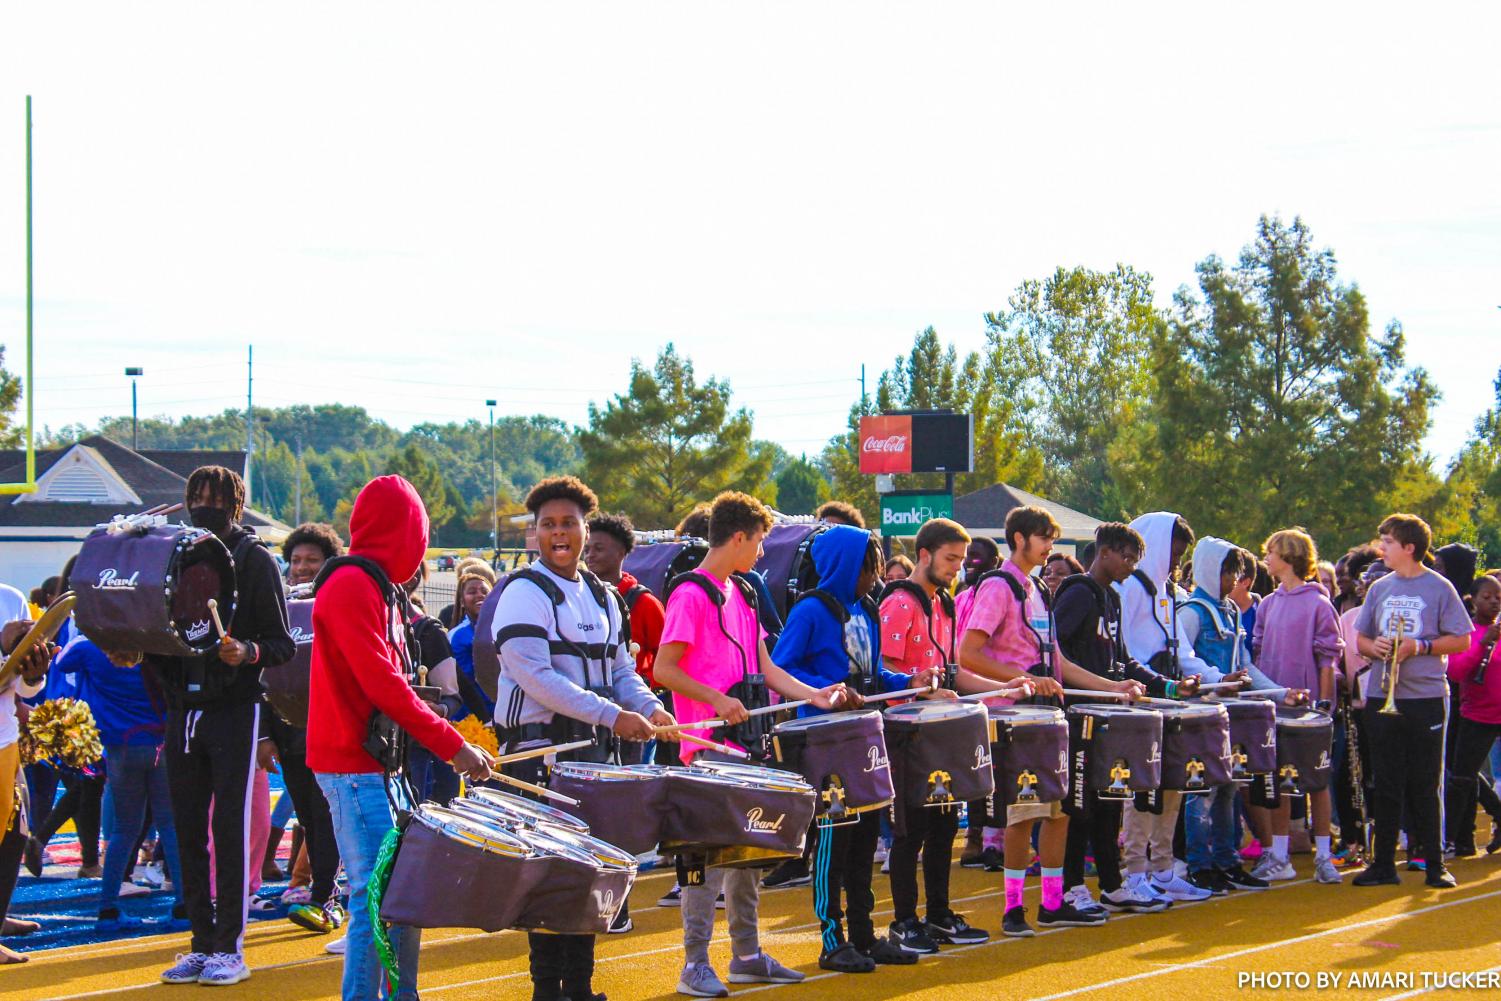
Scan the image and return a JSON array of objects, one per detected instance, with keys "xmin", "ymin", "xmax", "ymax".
[{"xmin": 189, "ymin": 506, "xmax": 231, "ymax": 535}]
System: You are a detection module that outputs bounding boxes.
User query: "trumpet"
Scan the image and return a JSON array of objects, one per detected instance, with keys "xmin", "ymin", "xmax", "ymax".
[{"xmin": 1378, "ymin": 616, "xmax": 1404, "ymax": 716}]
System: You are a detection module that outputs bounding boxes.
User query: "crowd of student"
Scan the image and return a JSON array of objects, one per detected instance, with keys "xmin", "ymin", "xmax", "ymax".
[{"xmin": 1, "ymin": 465, "xmax": 1498, "ymax": 1001}]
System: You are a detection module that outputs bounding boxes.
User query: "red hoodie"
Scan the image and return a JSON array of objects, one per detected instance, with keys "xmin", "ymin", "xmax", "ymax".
[{"xmin": 307, "ymin": 475, "xmax": 465, "ymax": 773}]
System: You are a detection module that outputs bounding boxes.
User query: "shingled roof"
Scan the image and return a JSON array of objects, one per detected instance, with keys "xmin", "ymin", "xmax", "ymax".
[{"xmin": 952, "ymin": 482, "xmax": 1103, "ymax": 544}]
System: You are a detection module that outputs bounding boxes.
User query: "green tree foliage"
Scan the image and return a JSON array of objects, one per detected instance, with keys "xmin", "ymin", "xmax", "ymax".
[
  {"xmin": 823, "ymin": 327, "xmax": 1043, "ymax": 525},
  {"xmin": 986, "ymin": 265, "xmax": 1159, "ymax": 520},
  {"xmin": 0, "ymin": 346, "xmax": 21, "ymax": 449},
  {"xmin": 1125, "ymin": 215, "xmax": 1436, "ymax": 552},
  {"xmin": 579, "ymin": 344, "xmax": 775, "ymax": 528},
  {"xmin": 775, "ymin": 456, "xmax": 829, "ymax": 515},
  {"xmin": 385, "ymin": 443, "xmax": 458, "ymax": 540},
  {"xmin": 1436, "ymin": 367, "xmax": 1501, "ymax": 564}
]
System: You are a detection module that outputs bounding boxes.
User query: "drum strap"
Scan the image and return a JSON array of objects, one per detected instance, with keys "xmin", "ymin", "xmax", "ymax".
[{"xmin": 881, "ymin": 580, "xmax": 957, "ymax": 667}]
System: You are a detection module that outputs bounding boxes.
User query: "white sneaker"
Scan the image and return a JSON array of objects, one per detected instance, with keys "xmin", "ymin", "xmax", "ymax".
[
  {"xmin": 198, "ymin": 952, "xmax": 251, "ymax": 986},
  {"xmin": 134, "ymin": 862, "xmax": 166, "ymax": 889},
  {"xmin": 1251, "ymin": 853, "xmax": 1297, "ymax": 882},
  {"xmin": 1150, "ymin": 871, "xmax": 1213, "ymax": 902},
  {"xmin": 325, "ymin": 935, "xmax": 347, "ymax": 955},
  {"xmin": 880, "ymin": 855, "xmax": 890, "ymax": 874},
  {"xmin": 1101, "ymin": 874, "xmax": 1170, "ymax": 913},
  {"xmin": 1172, "ymin": 859, "xmax": 1190, "ymax": 880},
  {"xmin": 1064, "ymin": 885, "xmax": 1108, "ymax": 916},
  {"xmin": 118, "ymin": 881, "xmax": 150, "ymax": 898},
  {"xmin": 1314, "ymin": 857, "xmax": 1343, "ymax": 884},
  {"xmin": 873, "ymin": 838, "xmax": 890, "ymax": 864}
]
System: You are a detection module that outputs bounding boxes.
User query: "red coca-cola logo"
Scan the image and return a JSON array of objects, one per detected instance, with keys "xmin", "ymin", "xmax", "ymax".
[{"xmin": 862, "ymin": 434, "xmax": 909, "ymax": 454}]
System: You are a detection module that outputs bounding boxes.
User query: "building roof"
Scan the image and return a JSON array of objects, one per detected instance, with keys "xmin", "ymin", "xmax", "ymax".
[
  {"xmin": 140, "ymin": 449, "xmax": 247, "ymax": 481},
  {"xmin": 952, "ymin": 482, "xmax": 1103, "ymax": 544},
  {"xmin": 0, "ymin": 436, "xmax": 286, "ymax": 534}
]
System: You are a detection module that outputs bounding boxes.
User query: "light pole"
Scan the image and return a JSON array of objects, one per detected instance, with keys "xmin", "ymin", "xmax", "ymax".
[
  {"xmin": 486, "ymin": 399, "xmax": 498, "ymax": 557},
  {"xmin": 124, "ymin": 367, "xmax": 143, "ymax": 450}
]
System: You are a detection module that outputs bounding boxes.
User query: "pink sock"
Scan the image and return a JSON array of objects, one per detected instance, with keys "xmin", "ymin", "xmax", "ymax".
[
  {"xmin": 1042, "ymin": 868, "xmax": 1063, "ymax": 910},
  {"xmin": 1004, "ymin": 870, "xmax": 1026, "ymax": 911},
  {"xmin": 983, "ymin": 826, "xmax": 1004, "ymax": 851}
]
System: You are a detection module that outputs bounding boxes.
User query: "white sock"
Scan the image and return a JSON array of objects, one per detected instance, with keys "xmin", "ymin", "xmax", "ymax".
[
  {"xmin": 1152, "ymin": 867, "xmax": 1174, "ymax": 883},
  {"xmin": 1315, "ymin": 836, "xmax": 1331, "ymax": 860},
  {"xmin": 1271, "ymin": 835, "xmax": 1289, "ymax": 858}
]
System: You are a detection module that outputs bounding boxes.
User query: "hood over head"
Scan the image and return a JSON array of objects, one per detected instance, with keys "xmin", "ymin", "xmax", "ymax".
[
  {"xmin": 1191, "ymin": 537, "xmax": 1238, "ymax": 602},
  {"xmin": 1127, "ymin": 511, "xmax": 1183, "ymax": 590},
  {"xmin": 810, "ymin": 525, "xmax": 875, "ymax": 605},
  {"xmin": 348, "ymin": 475, "xmax": 429, "ymax": 586}
]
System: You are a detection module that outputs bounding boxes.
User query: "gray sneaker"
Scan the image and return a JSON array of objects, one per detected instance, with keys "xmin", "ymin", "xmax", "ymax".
[
  {"xmin": 1250, "ymin": 853, "xmax": 1296, "ymax": 882},
  {"xmin": 729, "ymin": 950, "xmax": 805, "ymax": 984},
  {"xmin": 677, "ymin": 962, "xmax": 730, "ymax": 998},
  {"xmin": 1314, "ymin": 856, "xmax": 1343, "ymax": 884},
  {"xmin": 160, "ymin": 952, "xmax": 209, "ymax": 984},
  {"xmin": 197, "ymin": 953, "xmax": 250, "ymax": 987}
]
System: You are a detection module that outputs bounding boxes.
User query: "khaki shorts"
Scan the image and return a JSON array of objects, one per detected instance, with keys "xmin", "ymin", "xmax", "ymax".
[{"xmin": 1006, "ymin": 799, "xmax": 1064, "ymax": 826}]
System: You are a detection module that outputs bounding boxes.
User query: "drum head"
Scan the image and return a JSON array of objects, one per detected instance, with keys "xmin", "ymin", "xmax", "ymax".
[
  {"xmin": 754, "ymin": 523, "xmax": 827, "ymax": 619},
  {"xmin": 691, "ymin": 760, "xmax": 813, "ymax": 791},
  {"xmin": 1067, "ymin": 704, "xmax": 1162, "ymax": 721},
  {"xmin": 885, "ymin": 701, "xmax": 986, "ymax": 724},
  {"xmin": 169, "ymin": 530, "xmax": 237, "ymax": 652},
  {"xmin": 416, "ymin": 804, "xmax": 533, "ymax": 857},
  {"xmin": 463, "ymin": 788, "xmax": 590, "ymax": 832},
  {"xmin": 989, "ymin": 705, "xmax": 1066, "ymax": 726},
  {"xmin": 1161, "ymin": 703, "xmax": 1226, "ymax": 722},
  {"xmin": 774, "ymin": 708, "xmax": 880, "ymax": 734},
  {"xmin": 623, "ymin": 540, "xmax": 708, "ymax": 598},
  {"xmin": 550, "ymin": 761, "xmax": 668, "ymax": 782},
  {"xmin": 521, "ymin": 825, "xmax": 636, "ymax": 869},
  {"xmin": 1276, "ymin": 708, "xmax": 1332, "ymax": 728}
]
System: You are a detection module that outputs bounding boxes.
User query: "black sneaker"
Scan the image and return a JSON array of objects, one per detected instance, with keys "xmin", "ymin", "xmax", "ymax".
[
  {"xmin": 608, "ymin": 908, "xmax": 633, "ymax": 934},
  {"xmin": 1001, "ymin": 906, "xmax": 1034, "ymax": 938},
  {"xmin": 959, "ymin": 843, "xmax": 986, "ymax": 869},
  {"xmin": 980, "ymin": 846, "xmax": 1005, "ymax": 872},
  {"xmin": 1451, "ymin": 844, "xmax": 1478, "ymax": 859},
  {"xmin": 1187, "ymin": 869, "xmax": 1231, "ymax": 896},
  {"xmin": 819, "ymin": 942, "xmax": 875, "ymax": 974},
  {"xmin": 888, "ymin": 918, "xmax": 940, "ymax": 954},
  {"xmin": 657, "ymin": 885, "xmax": 682, "ymax": 907},
  {"xmin": 1425, "ymin": 866, "xmax": 1458, "ymax": 889},
  {"xmin": 926, "ymin": 912, "xmax": 989, "ymax": 945},
  {"xmin": 1488, "ymin": 825, "xmax": 1501, "ymax": 855},
  {"xmin": 1038, "ymin": 900, "xmax": 1108, "ymax": 928},
  {"xmin": 1220, "ymin": 865, "xmax": 1269, "ymax": 891},
  {"xmin": 1352, "ymin": 864, "xmax": 1400, "ymax": 886},
  {"xmin": 861, "ymin": 938, "xmax": 917, "ymax": 966},
  {"xmin": 762, "ymin": 858, "xmax": 811, "ymax": 889}
]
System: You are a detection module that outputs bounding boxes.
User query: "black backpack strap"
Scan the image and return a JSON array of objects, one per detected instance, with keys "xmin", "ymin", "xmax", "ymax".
[
  {"xmin": 975, "ymin": 568, "xmax": 1054, "ymax": 674},
  {"xmin": 792, "ymin": 588, "xmax": 848, "ymax": 623},
  {"xmin": 622, "ymin": 583, "xmax": 648, "ymax": 612},
  {"xmin": 881, "ymin": 579, "xmax": 933, "ymax": 618}
]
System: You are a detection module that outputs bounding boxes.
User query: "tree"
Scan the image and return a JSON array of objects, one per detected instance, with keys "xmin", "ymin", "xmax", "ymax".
[
  {"xmin": 1437, "ymin": 366, "xmax": 1501, "ymax": 564},
  {"xmin": 775, "ymin": 456, "xmax": 829, "ymax": 515},
  {"xmin": 0, "ymin": 346, "xmax": 21, "ymax": 449},
  {"xmin": 823, "ymin": 327, "xmax": 1044, "ymax": 525},
  {"xmin": 578, "ymin": 344, "xmax": 776, "ymax": 528},
  {"xmin": 1125, "ymin": 215, "xmax": 1437, "ymax": 552},
  {"xmin": 384, "ymin": 444, "xmax": 457, "ymax": 538},
  {"xmin": 986, "ymin": 265, "xmax": 1160, "ymax": 520}
]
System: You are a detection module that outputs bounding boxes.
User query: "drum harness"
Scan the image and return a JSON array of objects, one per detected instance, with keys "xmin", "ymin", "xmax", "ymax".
[
  {"xmin": 973, "ymin": 569, "xmax": 1061, "ymax": 708},
  {"xmin": 176, "ymin": 533, "xmax": 261, "ymax": 708},
  {"xmin": 494, "ymin": 567, "xmax": 629, "ymax": 764},
  {"xmin": 668, "ymin": 570, "xmax": 775, "ymax": 761},
  {"xmin": 880, "ymin": 579, "xmax": 959, "ymax": 689}
]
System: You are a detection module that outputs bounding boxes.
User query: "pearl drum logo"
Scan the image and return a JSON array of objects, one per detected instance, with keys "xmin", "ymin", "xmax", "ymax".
[
  {"xmin": 598, "ymin": 889, "xmax": 616, "ymax": 921},
  {"xmin": 864, "ymin": 743, "xmax": 890, "ymax": 773},
  {"xmin": 290, "ymin": 626, "xmax": 313, "ymax": 647},
  {"xmin": 744, "ymin": 807, "xmax": 786, "ymax": 835},
  {"xmin": 1147, "ymin": 740, "xmax": 1162, "ymax": 765},
  {"xmin": 973, "ymin": 744, "xmax": 992, "ymax": 771},
  {"xmin": 93, "ymin": 568, "xmax": 140, "ymax": 591}
]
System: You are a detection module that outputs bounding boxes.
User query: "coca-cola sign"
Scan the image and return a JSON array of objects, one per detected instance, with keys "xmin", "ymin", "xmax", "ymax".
[
  {"xmin": 858, "ymin": 415, "xmax": 912, "ymax": 474},
  {"xmin": 859, "ymin": 412, "xmax": 973, "ymax": 475},
  {"xmin": 863, "ymin": 434, "xmax": 909, "ymax": 454}
]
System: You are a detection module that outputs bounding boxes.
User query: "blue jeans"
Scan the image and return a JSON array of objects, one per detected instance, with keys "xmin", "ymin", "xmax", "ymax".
[
  {"xmin": 1185, "ymin": 784, "xmax": 1239, "ymax": 872},
  {"xmin": 316, "ymin": 772, "xmax": 420, "ymax": 1001},
  {"xmin": 100, "ymin": 743, "xmax": 182, "ymax": 915}
]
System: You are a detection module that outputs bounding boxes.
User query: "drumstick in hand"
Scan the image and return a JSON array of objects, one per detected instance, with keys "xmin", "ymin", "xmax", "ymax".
[
  {"xmin": 487, "ymin": 769, "xmax": 581, "ymax": 806},
  {"xmin": 677, "ymin": 732, "xmax": 751, "ymax": 759},
  {"xmin": 206, "ymin": 599, "xmax": 228, "ymax": 640}
]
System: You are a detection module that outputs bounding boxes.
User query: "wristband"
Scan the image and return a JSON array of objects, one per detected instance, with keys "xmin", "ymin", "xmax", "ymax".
[{"xmin": 1165, "ymin": 680, "xmax": 1178, "ymax": 699}]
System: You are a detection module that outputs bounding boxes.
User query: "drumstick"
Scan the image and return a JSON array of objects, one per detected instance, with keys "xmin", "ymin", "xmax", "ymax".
[
  {"xmin": 677, "ymin": 732, "xmax": 751, "ymax": 759},
  {"xmin": 857, "ymin": 683, "xmax": 939, "ymax": 705},
  {"xmin": 650, "ymin": 697, "xmax": 816, "ymax": 737},
  {"xmin": 1242, "ymin": 687, "xmax": 1309, "ymax": 704},
  {"xmin": 206, "ymin": 599, "xmax": 228, "ymax": 640},
  {"xmin": 493, "ymin": 739, "xmax": 597, "ymax": 766},
  {"xmin": 486, "ymin": 769, "xmax": 581, "ymax": 807},
  {"xmin": 1059, "ymin": 689, "xmax": 1179, "ymax": 707},
  {"xmin": 1197, "ymin": 681, "xmax": 1245, "ymax": 693}
]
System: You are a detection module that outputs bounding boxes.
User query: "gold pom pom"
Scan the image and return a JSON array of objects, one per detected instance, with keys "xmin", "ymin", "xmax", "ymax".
[
  {"xmin": 23, "ymin": 698, "xmax": 105, "ymax": 771},
  {"xmin": 453, "ymin": 715, "xmax": 499, "ymax": 756}
]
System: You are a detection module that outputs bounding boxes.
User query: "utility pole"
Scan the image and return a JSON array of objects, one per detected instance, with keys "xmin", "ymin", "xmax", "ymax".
[
  {"xmin": 486, "ymin": 399, "xmax": 498, "ymax": 555},
  {"xmin": 124, "ymin": 367, "xmax": 143, "ymax": 450},
  {"xmin": 245, "ymin": 345, "xmax": 254, "ymax": 503}
]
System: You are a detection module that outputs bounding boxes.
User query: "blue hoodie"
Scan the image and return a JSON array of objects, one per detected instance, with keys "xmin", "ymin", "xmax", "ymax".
[
  {"xmin": 55, "ymin": 636, "xmax": 166, "ymax": 747},
  {"xmin": 772, "ymin": 526, "xmax": 906, "ymax": 717}
]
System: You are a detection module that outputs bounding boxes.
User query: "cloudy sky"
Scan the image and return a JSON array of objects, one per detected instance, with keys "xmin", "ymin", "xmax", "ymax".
[{"xmin": 2, "ymin": 3, "xmax": 1497, "ymax": 464}]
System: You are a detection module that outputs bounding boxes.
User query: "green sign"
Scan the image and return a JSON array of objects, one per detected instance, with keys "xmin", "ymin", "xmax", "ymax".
[{"xmin": 879, "ymin": 492, "xmax": 953, "ymax": 537}]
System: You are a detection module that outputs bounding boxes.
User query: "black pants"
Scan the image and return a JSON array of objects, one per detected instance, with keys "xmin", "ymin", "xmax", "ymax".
[
  {"xmin": 166, "ymin": 701, "xmax": 260, "ymax": 956},
  {"xmin": 888, "ymin": 802, "xmax": 960, "ymax": 924},
  {"xmin": 507, "ymin": 754, "xmax": 597, "ymax": 1001},
  {"xmin": 0, "ymin": 827, "xmax": 25, "ymax": 918},
  {"xmin": 278, "ymin": 749, "xmax": 340, "ymax": 904},
  {"xmin": 1365, "ymin": 698, "xmax": 1447, "ymax": 870},
  {"xmin": 1444, "ymin": 716, "xmax": 1501, "ymax": 852},
  {"xmin": 811, "ymin": 810, "xmax": 880, "ymax": 952},
  {"xmin": 34, "ymin": 772, "xmax": 104, "ymax": 868},
  {"xmin": 1064, "ymin": 794, "xmax": 1123, "ymax": 894}
]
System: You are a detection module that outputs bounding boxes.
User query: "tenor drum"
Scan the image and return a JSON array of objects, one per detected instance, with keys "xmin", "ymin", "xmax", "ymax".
[
  {"xmin": 661, "ymin": 766, "xmax": 816, "ymax": 867},
  {"xmin": 73, "ymin": 523, "xmax": 237, "ymax": 658},
  {"xmin": 1275, "ymin": 708, "xmax": 1333, "ymax": 796},
  {"xmin": 1217, "ymin": 697, "xmax": 1277, "ymax": 783},
  {"xmin": 261, "ymin": 590, "xmax": 313, "ymax": 726},
  {"xmin": 1159, "ymin": 703, "xmax": 1233, "ymax": 793},
  {"xmin": 883, "ymin": 701, "xmax": 995, "ymax": 812},
  {"xmin": 1065, "ymin": 703, "xmax": 1164, "ymax": 803},
  {"xmin": 509, "ymin": 825, "xmax": 638, "ymax": 935},
  {"xmin": 457, "ymin": 786, "xmax": 591, "ymax": 834},
  {"xmin": 772, "ymin": 710, "xmax": 893, "ymax": 820},
  {"xmin": 988, "ymin": 705, "xmax": 1069, "ymax": 806},
  {"xmin": 546, "ymin": 762, "xmax": 672, "ymax": 855},
  {"xmin": 380, "ymin": 804, "xmax": 539, "ymax": 933}
]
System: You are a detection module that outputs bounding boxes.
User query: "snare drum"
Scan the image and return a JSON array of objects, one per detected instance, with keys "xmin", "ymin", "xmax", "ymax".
[
  {"xmin": 510, "ymin": 825, "xmax": 638, "ymax": 935},
  {"xmin": 883, "ymin": 701, "xmax": 994, "ymax": 812},
  {"xmin": 457, "ymin": 786, "xmax": 591, "ymax": 834},
  {"xmin": 380, "ymin": 804, "xmax": 539, "ymax": 932},
  {"xmin": 987, "ymin": 705, "xmax": 1069, "ymax": 806},
  {"xmin": 1274, "ymin": 708, "xmax": 1333, "ymax": 796},
  {"xmin": 546, "ymin": 762, "xmax": 671, "ymax": 855},
  {"xmin": 1159, "ymin": 703, "xmax": 1233, "ymax": 793},
  {"xmin": 261, "ymin": 594, "xmax": 313, "ymax": 726},
  {"xmin": 1065, "ymin": 704, "xmax": 1164, "ymax": 802},
  {"xmin": 772, "ymin": 710, "xmax": 894, "ymax": 820},
  {"xmin": 661, "ymin": 766, "xmax": 816, "ymax": 867},
  {"xmin": 73, "ymin": 523, "xmax": 237, "ymax": 658},
  {"xmin": 1216, "ymin": 697, "xmax": 1277, "ymax": 782}
]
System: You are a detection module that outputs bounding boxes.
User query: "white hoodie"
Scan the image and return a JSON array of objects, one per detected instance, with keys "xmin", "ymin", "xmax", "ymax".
[{"xmin": 1112, "ymin": 512, "xmax": 1219, "ymax": 682}]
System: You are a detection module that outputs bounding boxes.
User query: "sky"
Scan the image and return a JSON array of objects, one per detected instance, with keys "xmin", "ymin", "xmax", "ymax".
[{"xmin": 2, "ymin": 3, "xmax": 1498, "ymax": 467}]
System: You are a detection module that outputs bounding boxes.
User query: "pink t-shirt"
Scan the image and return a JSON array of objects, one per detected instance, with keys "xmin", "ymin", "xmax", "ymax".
[
  {"xmin": 960, "ymin": 560, "xmax": 1057, "ymax": 705},
  {"xmin": 880, "ymin": 589, "xmax": 954, "ymax": 675},
  {"xmin": 659, "ymin": 570, "xmax": 766, "ymax": 763}
]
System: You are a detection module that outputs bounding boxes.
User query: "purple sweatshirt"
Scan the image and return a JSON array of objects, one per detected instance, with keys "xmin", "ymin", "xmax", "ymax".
[{"xmin": 1251, "ymin": 581, "xmax": 1344, "ymax": 693}]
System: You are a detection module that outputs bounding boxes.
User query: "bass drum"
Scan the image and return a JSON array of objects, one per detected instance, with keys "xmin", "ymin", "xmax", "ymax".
[
  {"xmin": 472, "ymin": 584, "xmax": 503, "ymax": 703},
  {"xmin": 753, "ymin": 523, "xmax": 826, "ymax": 620},
  {"xmin": 622, "ymin": 538, "xmax": 709, "ymax": 600},
  {"xmin": 261, "ymin": 592, "xmax": 313, "ymax": 726}
]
